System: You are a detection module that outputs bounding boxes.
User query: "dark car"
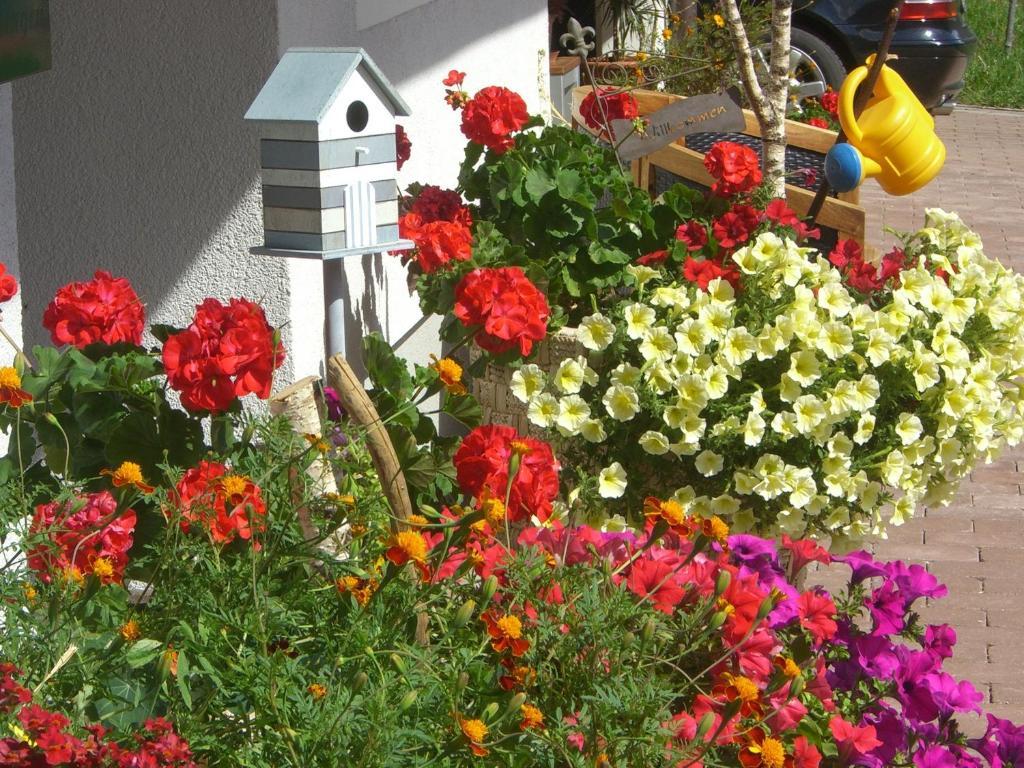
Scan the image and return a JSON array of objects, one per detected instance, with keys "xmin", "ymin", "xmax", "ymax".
[{"xmin": 789, "ymin": 0, "xmax": 977, "ymax": 113}]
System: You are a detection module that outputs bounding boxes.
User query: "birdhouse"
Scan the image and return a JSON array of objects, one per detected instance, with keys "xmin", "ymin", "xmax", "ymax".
[{"xmin": 244, "ymin": 47, "xmax": 412, "ymax": 258}]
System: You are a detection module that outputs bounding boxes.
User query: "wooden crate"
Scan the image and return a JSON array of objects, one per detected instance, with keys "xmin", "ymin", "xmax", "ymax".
[{"xmin": 571, "ymin": 87, "xmax": 866, "ymax": 245}]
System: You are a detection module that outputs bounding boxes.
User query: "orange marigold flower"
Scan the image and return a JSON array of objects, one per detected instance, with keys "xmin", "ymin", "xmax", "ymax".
[
  {"xmin": 715, "ymin": 672, "xmax": 762, "ymax": 717},
  {"xmin": 336, "ymin": 575, "xmax": 378, "ymax": 606},
  {"xmin": 520, "ymin": 702, "xmax": 544, "ymax": 731},
  {"xmin": 661, "ymin": 27, "xmax": 673, "ymax": 40},
  {"xmin": 774, "ymin": 656, "xmax": 801, "ymax": 678},
  {"xmin": 482, "ymin": 610, "xmax": 530, "ymax": 656},
  {"xmin": 307, "ymin": 683, "xmax": 328, "ymax": 700},
  {"xmin": 459, "ymin": 717, "xmax": 489, "ymax": 756},
  {"xmin": 431, "ymin": 356, "xmax": 467, "ymax": 396},
  {"xmin": 713, "ymin": 13, "xmax": 726, "ymax": 27},
  {"xmin": 509, "ymin": 439, "xmax": 531, "ymax": 457},
  {"xmin": 385, "ymin": 530, "xmax": 430, "ymax": 580},
  {"xmin": 407, "ymin": 514, "xmax": 428, "ymax": 527},
  {"xmin": 162, "ymin": 647, "xmax": 179, "ymax": 677},
  {"xmin": 740, "ymin": 729, "xmax": 789, "ymax": 768},
  {"xmin": 349, "ymin": 523, "xmax": 367, "ymax": 538},
  {"xmin": 62, "ymin": 566, "xmax": 85, "ymax": 586},
  {"xmin": 480, "ymin": 492, "xmax": 506, "ymax": 529},
  {"xmin": 643, "ymin": 496, "xmax": 695, "ymax": 535},
  {"xmin": 91, "ymin": 556, "xmax": 115, "ymax": 581},
  {"xmin": 499, "ymin": 661, "xmax": 536, "ymax": 691},
  {"xmin": 700, "ymin": 515, "xmax": 730, "ymax": 543},
  {"xmin": 21, "ymin": 583, "xmax": 37, "ymax": 603},
  {"xmin": 102, "ymin": 461, "xmax": 155, "ymax": 493},
  {"xmin": 120, "ymin": 619, "xmax": 141, "ymax": 643},
  {"xmin": 0, "ymin": 366, "xmax": 31, "ymax": 408}
]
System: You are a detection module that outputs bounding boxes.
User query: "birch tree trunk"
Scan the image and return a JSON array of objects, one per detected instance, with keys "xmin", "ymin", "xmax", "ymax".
[{"xmin": 718, "ymin": 0, "xmax": 792, "ymax": 198}]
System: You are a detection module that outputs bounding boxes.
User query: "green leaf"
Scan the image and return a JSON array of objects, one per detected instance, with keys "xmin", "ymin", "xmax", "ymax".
[
  {"xmin": 555, "ymin": 169, "xmax": 583, "ymax": 199},
  {"xmin": 149, "ymin": 323, "xmax": 183, "ymax": 343},
  {"xmin": 524, "ymin": 168, "xmax": 556, "ymax": 202},
  {"xmin": 441, "ymin": 393, "xmax": 481, "ymax": 429},
  {"xmin": 363, "ymin": 333, "xmax": 413, "ymax": 400},
  {"xmin": 176, "ymin": 651, "xmax": 192, "ymax": 709},
  {"xmin": 560, "ymin": 266, "xmax": 582, "ymax": 298},
  {"xmin": 125, "ymin": 638, "xmax": 163, "ymax": 668},
  {"xmin": 588, "ymin": 243, "xmax": 630, "ymax": 265},
  {"xmin": 72, "ymin": 391, "xmax": 124, "ymax": 440}
]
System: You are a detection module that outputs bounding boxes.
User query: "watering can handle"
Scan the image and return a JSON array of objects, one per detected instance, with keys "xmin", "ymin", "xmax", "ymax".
[{"xmin": 838, "ymin": 65, "xmax": 869, "ymax": 145}]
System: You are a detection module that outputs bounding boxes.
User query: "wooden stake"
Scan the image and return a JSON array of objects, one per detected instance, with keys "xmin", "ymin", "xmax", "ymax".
[{"xmin": 326, "ymin": 354, "xmax": 413, "ymax": 531}]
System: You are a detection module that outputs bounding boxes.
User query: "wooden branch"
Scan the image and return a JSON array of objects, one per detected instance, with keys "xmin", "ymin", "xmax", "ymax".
[
  {"xmin": 718, "ymin": 0, "xmax": 770, "ymax": 130},
  {"xmin": 326, "ymin": 354, "xmax": 413, "ymax": 531}
]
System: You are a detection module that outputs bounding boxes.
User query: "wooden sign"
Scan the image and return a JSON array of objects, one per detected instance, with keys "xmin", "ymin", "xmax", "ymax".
[{"xmin": 612, "ymin": 91, "xmax": 745, "ymax": 162}]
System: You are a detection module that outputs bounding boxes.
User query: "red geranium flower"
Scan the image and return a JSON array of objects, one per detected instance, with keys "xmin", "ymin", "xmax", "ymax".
[
  {"xmin": 399, "ymin": 214, "xmax": 473, "ymax": 273},
  {"xmin": 395, "ymin": 124, "xmax": 411, "ymax": 171},
  {"xmin": 42, "ymin": 270, "xmax": 145, "ymax": 349},
  {"xmin": 780, "ymin": 534, "xmax": 831, "ymax": 575},
  {"xmin": 676, "ymin": 220, "xmax": 709, "ymax": 252},
  {"xmin": 806, "ymin": 117, "xmax": 830, "ymax": 130},
  {"xmin": 443, "ymin": 70, "xmax": 466, "ymax": 87},
  {"xmin": 453, "ymin": 424, "xmax": 559, "ymax": 523},
  {"xmin": 829, "ymin": 239, "xmax": 887, "ymax": 294},
  {"xmin": 410, "ymin": 185, "xmax": 472, "ymax": 228},
  {"xmin": 579, "ymin": 87, "xmax": 639, "ymax": 133},
  {"xmin": 712, "ymin": 204, "xmax": 761, "ymax": 249},
  {"xmin": 28, "ymin": 491, "xmax": 137, "ymax": 584},
  {"xmin": 172, "ymin": 460, "xmax": 266, "ymax": 546},
  {"xmin": 453, "ymin": 267, "xmax": 549, "ymax": 356},
  {"xmin": 797, "ymin": 590, "xmax": 838, "ymax": 643},
  {"xmin": 820, "ymin": 90, "xmax": 839, "ymax": 118},
  {"xmin": 703, "ymin": 141, "xmax": 763, "ymax": 197},
  {"xmin": 461, "ymin": 86, "xmax": 530, "ymax": 154},
  {"xmin": 829, "ymin": 716, "xmax": 882, "ymax": 761},
  {"xmin": 0, "ymin": 263, "xmax": 17, "ymax": 303},
  {"xmin": 162, "ymin": 297, "xmax": 285, "ymax": 414}
]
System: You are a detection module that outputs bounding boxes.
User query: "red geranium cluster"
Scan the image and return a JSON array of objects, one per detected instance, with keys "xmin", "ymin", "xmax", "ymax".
[
  {"xmin": 443, "ymin": 69, "xmax": 469, "ymax": 110},
  {"xmin": 683, "ymin": 257, "xmax": 741, "ymax": 291},
  {"xmin": 712, "ymin": 203, "xmax": 761, "ymax": 249},
  {"xmin": 460, "ymin": 86, "xmax": 530, "ymax": 155},
  {"xmin": 578, "ymin": 87, "xmax": 640, "ymax": 133},
  {"xmin": 42, "ymin": 270, "xmax": 145, "ymax": 349},
  {"xmin": 395, "ymin": 124, "xmax": 411, "ymax": 171},
  {"xmin": 162, "ymin": 297, "xmax": 285, "ymax": 414},
  {"xmin": 171, "ymin": 460, "xmax": 266, "ymax": 546},
  {"xmin": 27, "ymin": 492, "xmax": 136, "ymax": 585},
  {"xmin": 829, "ymin": 239, "xmax": 912, "ymax": 294},
  {"xmin": 807, "ymin": 117, "xmax": 830, "ymax": 130},
  {"xmin": 453, "ymin": 424, "xmax": 559, "ymax": 523},
  {"xmin": 399, "ymin": 186, "xmax": 474, "ymax": 274},
  {"xmin": 453, "ymin": 267, "xmax": 549, "ymax": 356},
  {"xmin": 821, "ymin": 89, "xmax": 839, "ymax": 119},
  {"xmin": 703, "ymin": 141, "xmax": 763, "ymax": 197},
  {"xmin": 0, "ymin": 668, "xmax": 197, "ymax": 767},
  {"xmin": 0, "ymin": 263, "xmax": 17, "ymax": 304}
]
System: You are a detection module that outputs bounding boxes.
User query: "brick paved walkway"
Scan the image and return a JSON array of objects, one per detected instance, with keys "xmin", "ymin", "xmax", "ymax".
[{"xmin": 811, "ymin": 106, "xmax": 1024, "ymax": 732}]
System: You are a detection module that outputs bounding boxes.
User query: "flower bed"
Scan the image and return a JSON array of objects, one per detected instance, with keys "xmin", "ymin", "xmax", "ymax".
[{"xmin": 397, "ymin": 74, "xmax": 1024, "ymax": 548}]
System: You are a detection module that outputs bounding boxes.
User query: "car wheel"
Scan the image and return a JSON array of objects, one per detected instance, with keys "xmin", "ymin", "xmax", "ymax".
[{"xmin": 787, "ymin": 28, "xmax": 847, "ymax": 109}]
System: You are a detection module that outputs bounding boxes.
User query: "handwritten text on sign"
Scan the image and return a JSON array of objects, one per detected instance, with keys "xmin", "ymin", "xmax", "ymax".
[{"xmin": 611, "ymin": 91, "xmax": 745, "ymax": 162}]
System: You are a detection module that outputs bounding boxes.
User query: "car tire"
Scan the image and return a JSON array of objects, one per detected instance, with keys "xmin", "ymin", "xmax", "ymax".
[{"xmin": 789, "ymin": 27, "xmax": 848, "ymax": 92}]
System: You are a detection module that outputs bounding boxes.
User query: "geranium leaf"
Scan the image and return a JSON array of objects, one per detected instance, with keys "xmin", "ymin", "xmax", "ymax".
[
  {"xmin": 442, "ymin": 393, "xmax": 481, "ymax": 429},
  {"xmin": 125, "ymin": 639, "xmax": 163, "ymax": 668}
]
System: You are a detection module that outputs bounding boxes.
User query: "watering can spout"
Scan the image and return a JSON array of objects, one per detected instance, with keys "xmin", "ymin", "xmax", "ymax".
[{"xmin": 824, "ymin": 56, "xmax": 945, "ymax": 196}]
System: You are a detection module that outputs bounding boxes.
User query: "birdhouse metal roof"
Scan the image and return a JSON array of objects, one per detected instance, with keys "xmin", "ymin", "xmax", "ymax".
[{"xmin": 245, "ymin": 47, "xmax": 411, "ymax": 123}]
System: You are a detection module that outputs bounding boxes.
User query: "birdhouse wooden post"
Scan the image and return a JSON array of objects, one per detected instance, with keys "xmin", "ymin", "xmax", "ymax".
[{"xmin": 244, "ymin": 47, "xmax": 412, "ymax": 359}]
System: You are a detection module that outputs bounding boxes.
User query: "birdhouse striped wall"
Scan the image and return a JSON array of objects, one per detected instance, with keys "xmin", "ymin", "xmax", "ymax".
[{"xmin": 259, "ymin": 146, "xmax": 399, "ymax": 252}]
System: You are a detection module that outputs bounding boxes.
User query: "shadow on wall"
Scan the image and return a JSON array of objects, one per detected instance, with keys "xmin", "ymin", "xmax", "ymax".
[{"xmin": 11, "ymin": 0, "xmax": 286, "ymax": 356}]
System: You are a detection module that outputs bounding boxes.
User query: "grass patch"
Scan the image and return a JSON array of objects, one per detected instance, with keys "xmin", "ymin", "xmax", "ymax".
[{"xmin": 961, "ymin": 0, "xmax": 1024, "ymax": 108}]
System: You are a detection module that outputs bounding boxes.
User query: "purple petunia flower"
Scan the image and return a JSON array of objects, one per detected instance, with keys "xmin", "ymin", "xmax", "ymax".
[
  {"xmin": 924, "ymin": 624, "xmax": 957, "ymax": 661},
  {"xmin": 839, "ymin": 550, "xmax": 890, "ymax": 583}
]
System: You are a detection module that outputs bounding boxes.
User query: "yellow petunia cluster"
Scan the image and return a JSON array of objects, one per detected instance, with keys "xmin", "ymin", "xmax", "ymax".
[{"xmin": 509, "ymin": 211, "xmax": 1024, "ymax": 549}]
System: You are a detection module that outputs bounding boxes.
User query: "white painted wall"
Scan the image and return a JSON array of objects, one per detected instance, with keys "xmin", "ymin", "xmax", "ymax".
[
  {"xmin": 0, "ymin": 84, "xmax": 22, "ymax": 455},
  {"xmin": 10, "ymin": 0, "xmax": 550, "ymax": 392},
  {"xmin": 0, "ymin": 85, "xmax": 21, "ymax": 364},
  {"xmin": 11, "ymin": 0, "xmax": 294, "ymax": 376},
  {"xmin": 277, "ymin": 0, "xmax": 551, "ymax": 378}
]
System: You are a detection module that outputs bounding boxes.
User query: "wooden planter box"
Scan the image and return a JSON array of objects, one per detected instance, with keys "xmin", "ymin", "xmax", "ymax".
[{"xmin": 570, "ymin": 86, "xmax": 867, "ymax": 245}]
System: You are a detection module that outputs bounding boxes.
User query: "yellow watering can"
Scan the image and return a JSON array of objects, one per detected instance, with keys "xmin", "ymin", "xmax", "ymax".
[{"xmin": 824, "ymin": 56, "xmax": 946, "ymax": 196}]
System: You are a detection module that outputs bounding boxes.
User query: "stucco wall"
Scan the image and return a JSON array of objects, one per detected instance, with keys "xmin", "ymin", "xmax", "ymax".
[
  {"xmin": 277, "ymin": 0, "xmax": 551, "ymax": 376},
  {"xmin": 11, "ymin": 1, "xmax": 296, "ymax": 376},
  {"xmin": 10, "ymin": 0, "xmax": 550, "ymax": 390}
]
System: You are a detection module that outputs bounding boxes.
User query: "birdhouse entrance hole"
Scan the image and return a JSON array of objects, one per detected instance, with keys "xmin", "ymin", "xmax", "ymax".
[{"xmin": 346, "ymin": 101, "xmax": 369, "ymax": 132}]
